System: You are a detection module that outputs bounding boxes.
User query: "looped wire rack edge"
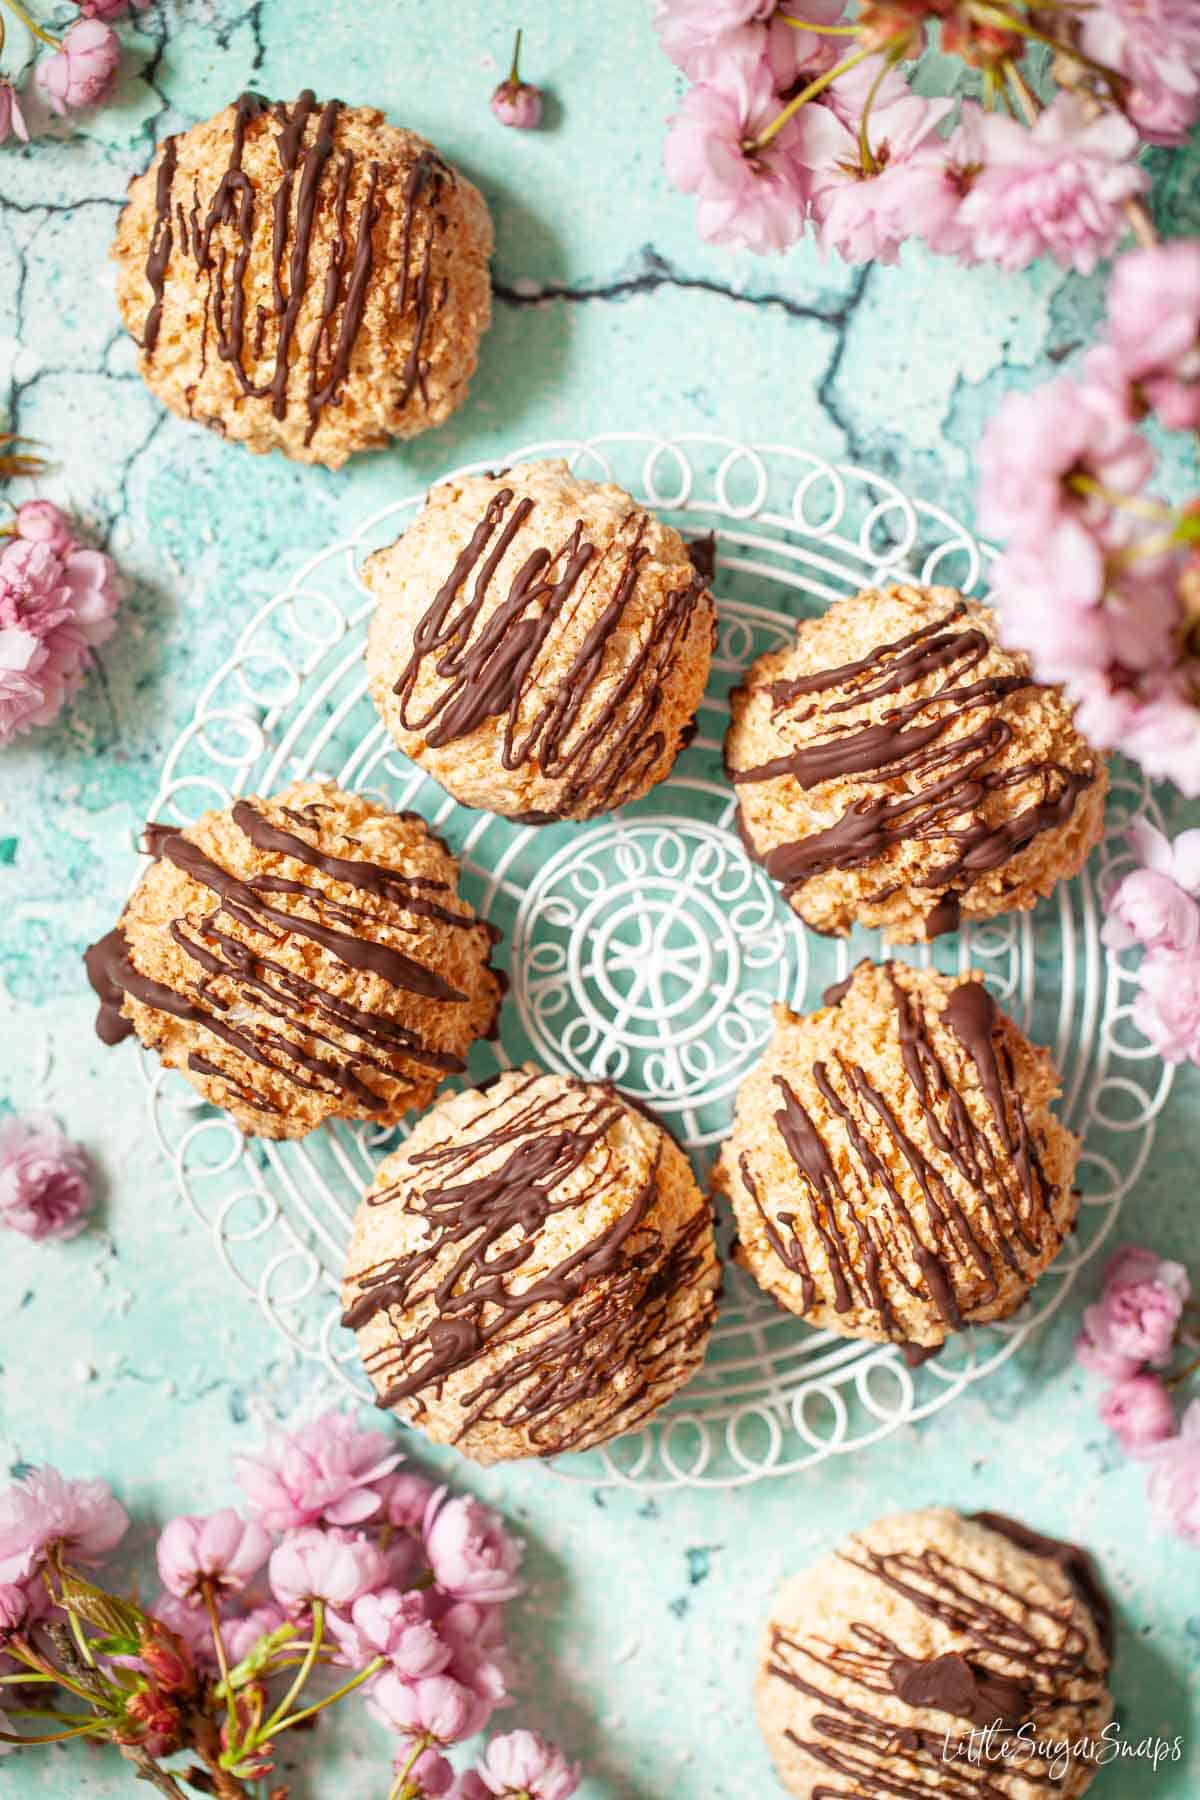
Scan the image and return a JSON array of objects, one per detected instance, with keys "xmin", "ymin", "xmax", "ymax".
[{"xmin": 141, "ymin": 434, "xmax": 1174, "ymax": 1490}]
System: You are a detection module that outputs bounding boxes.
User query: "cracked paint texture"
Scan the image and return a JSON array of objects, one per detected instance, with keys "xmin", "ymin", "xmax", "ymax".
[{"xmin": 1, "ymin": 3, "xmax": 1198, "ymax": 1797}]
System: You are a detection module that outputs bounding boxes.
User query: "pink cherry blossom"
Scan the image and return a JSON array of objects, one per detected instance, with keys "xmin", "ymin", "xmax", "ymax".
[
  {"xmin": 1121, "ymin": 676, "xmax": 1200, "ymax": 798},
  {"xmin": 987, "ymin": 518, "xmax": 1104, "ymax": 651},
  {"xmin": 62, "ymin": 548, "xmax": 120, "ymax": 644},
  {"xmin": 156, "ymin": 1509, "xmax": 272, "ymax": 1605},
  {"xmin": 653, "ymin": 0, "xmax": 776, "ymax": 79},
  {"xmin": 14, "ymin": 501, "xmax": 76, "ymax": 557},
  {"xmin": 957, "ymin": 94, "xmax": 1146, "ymax": 275},
  {"xmin": 0, "ymin": 1467, "xmax": 127, "ymax": 1582},
  {"xmin": 452, "ymin": 1777, "xmax": 491, "ymax": 1800},
  {"xmin": 37, "ymin": 20, "xmax": 121, "ymax": 115},
  {"xmin": 1125, "ymin": 820, "xmax": 1200, "ymax": 895},
  {"xmin": 664, "ymin": 58, "xmax": 812, "ymax": 254},
  {"xmin": 0, "ymin": 84, "xmax": 29, "ymax": 146},
  {"xmin": 1080, "ymin": 0, "xmax": 1200, "ymax": 147},
  {"xmin": 369, "ymin": 1669, "xmax": 493, "ymax": 1744},
  {"xmin": 439, "ymin": 1599, "xmax": 512, "ymax": 1707},
  {"xmin": 394, "ymin": 1739, "xmax": 456, "ymax": 1797},
  {"xmin": 235, "ymin": 1409, "xmax": 401, "ymax": 1531},
  {"xmin": 423, "ymin": 1491, "xmax": 524, "ymax": 1605},
  {"xmin": 977, "ymin": 373, "xmax": 1152, "ymax": 549},
  {"xmin": 76, "ymin": 0, "xmax": 153, "ymax": 17},
  {"xmin": 1144, "ymin": 1399, "xmax": 1200, "ymax": 1545},
  {"xmin": 1078, "ymin": 1244, "xmax": 1191, "ymax": 1377},
  {"xmin": 880, "ymin": 101, "xmax": 990, "ymax": 262},
  {"xmin": 763, "ymin": 7, "xmax": 847, "ymax": 89},
  {"xmin": 216, "ymin": 1602, "xmax": 288, "ymax": 1667},
  {"xmin": 477, "ymin": 1730, "xmax": 582, "ymax": 1800},
  {"xmin": 1103, "ymin": 872, "xmax": 1200, "ymax": 958},
  {"xmin": 1106, "ymin": 242, "xmax": 1200, "ymax": 431},
  {"xmin": 1099, "ymin": 1374, "xmax": 1178, "ymax": 1456},
  {"xmin": 819, "ymin": 53, "xmax": 913, "ymax": 129},
  {"xmin": 1132, "ymin": 949, "xmax": 1200, "ymax": 1064},
  {"xmin": 0, "ymin": 1581, "xmax": 32, "ymax": 1636},
  {"xmin": 380, "ymin": 1471, "xmax": 441, "ymax": 1534},
  {"xmin": 268, "ymin": 1527, "xmax": 387, "ymax": 1614},
  {"xmin": 0, "ymin": 545, "xmax": 86, "ymax": 741},
  {"xmin": 0, "ymin": 1113, "xmax": 93, "ymax": 1241},
  {"xmin": 808, "ymin": 83, "xmax": 955, "ymax": 266},
  {"xmin": 328, "ymin": 1587, "xmax": 450, "ymax": 1676}
]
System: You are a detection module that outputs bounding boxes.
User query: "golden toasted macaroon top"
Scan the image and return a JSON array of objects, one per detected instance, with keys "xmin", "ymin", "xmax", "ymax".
[
  {"xmin": 757, "ymin": 1506, "xmax": 1113, "ymax": 1800},
  {"xmin": 342, "ymin": 1067, "xmax": 720, "ymax": 1462},
  {"xmin": 84, "ymin": 781, "xmax": 502, "ymax": 1139},
  {"xmin": 726, "ymin": 582, "xmax": 1107, "ymax": 943},
  {"xmin": 714, "ymin": 959, "xmax": 1080, "ymax": 1349},
  {"xmin": 112, "ymin": 91, "xmax": 493, "ymax": 466},
  {"xmin": 365, "ymin": 459, "xmax": 716, "ymax": 821}
]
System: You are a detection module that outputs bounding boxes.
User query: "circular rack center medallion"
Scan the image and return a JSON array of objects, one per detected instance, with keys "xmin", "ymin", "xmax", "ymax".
[
  {"xmin": 142, "ymin": 434, "xmax": 1174, "ymax": 1490},
  {"xmin": 511, "ymin": 819, "xmax": 806, "ymax": 1125}
]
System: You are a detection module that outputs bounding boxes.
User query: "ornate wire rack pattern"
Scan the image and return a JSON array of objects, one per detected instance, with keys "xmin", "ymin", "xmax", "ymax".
[{"xmin": 141, "ymin": 434, "xmax": 1174, "ymax": 1490}]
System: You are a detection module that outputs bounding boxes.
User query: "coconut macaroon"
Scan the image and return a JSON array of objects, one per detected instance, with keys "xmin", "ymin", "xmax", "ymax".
[
  {"xmin": 757, "ymin": 1507, "xmax": 1113, "ymax": 1800},
  {"xmin": 364, "ymin": 459, "xmax": 717, "ymax": 822},
  {"xmin": 712, "ymin": 960, "xmax": 1079, "ymax": 1354},
  {"xmin": 84, "ymin": 782, "xmax": 502, "ymax": 1140},
  {"xmin": 341, "ymin": 1067, "xmax": 720, "ymax": 1463},
  {"xmin": 111, "ymin": 92, "xmax": 492, "ymax": 467},
  {"xmin": 725, "ymin": 582, "xmax": 1107, "ymax": 943}
]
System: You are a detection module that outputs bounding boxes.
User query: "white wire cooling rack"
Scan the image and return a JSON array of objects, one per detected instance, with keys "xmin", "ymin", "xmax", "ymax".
[{"xmin": 141, "ymin": 434, "xmax": 1174, "ymax": 1490}]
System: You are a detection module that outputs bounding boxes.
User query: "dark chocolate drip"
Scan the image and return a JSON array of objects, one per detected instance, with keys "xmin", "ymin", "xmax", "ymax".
[
  {"xmin": 304, "ymin": 157, "xmax": 382, "ymax": 441},
  {"xmin": 394, "ymin": 149, "xmax": 451, "ymax": 411},
  {"xmin": 143, "ymin": 820, "xmax": 179, "ymax": 859},
  {"xmin": 925, "ymin": 892, "xmax": 962, "ymax": 938},
  {"xmin": 943, "ymin": 982, "xmax": 1012, "ymax": 1152},
  {"xmin": 85, "ymin": 929, "xmax": 138, "ymax": 1047},
  {"xmin": 84, "ymin": 922, "xmax": 385, "ymax": 1108},
  {"xmin": 187, "ymin": 1050, "xmax": 283, "ymax": 1116},
  {"xmin": 343, "ymin": 1074, "xmax": 716, "ymax": 1452},
  {"xmin": 970, "ymin": 1512, "xmax": 1113, "ymax": 1661},
  {"xmin": 766, "ymin": 1519, "xmax": 1109, "ymax": 1799},
  {"xmin": 157, "ymin": 828, "xmax": 464, "ymax": 1000},
  {"xmin": 142, "ymin": 135, "xmax": 179, "ymax": 354},
  {"xmin": 230, "ymin": 800, "xmax": 474, "ymax": 932},
  {"xmin": 729, "ymin": 604, "xmax": 1097, "ymax": 914},
  {"xmin": 821, "ymin": 970, "xmax": 856, "ymax": 1008},
  {"xmin": 749, "ymin": 966, "xmax": 1062, "ymax": 1344},
  {"xmin": 84, "ymin": 805, "xmax": 496, "ymax": 1113},
  {"xmin": 738, "ymin": 1151, "xmax": 815, "ymax": 1314},
  {"xmin": 139, "ymin": 90, "xmax": 452, "ymax": 441},
  {"xmin": 391, "ymin": 487, "xmax": 706, "ymax": 817},
  {"xmin": 685, "ymin": 531, "xmax": 716, "ymax": 584},
  {"xmin": 888, "ymin": 1652, "xmax": 1029, "ymax": 1728}
]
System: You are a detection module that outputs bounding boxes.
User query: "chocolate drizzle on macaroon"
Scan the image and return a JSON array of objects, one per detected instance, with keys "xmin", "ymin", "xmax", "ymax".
[
  {"xmin": 139, "ymin": 90, "xmax": 453, "ymax": 442},
  {"xmin": 390, "ymin": 486, "xmax": 708, "ymax": 818},
  {"xmin": 737, "ymin": 966, "xmax": 1060, "ymax": 1346},
  {"xmin": 727, "ymin": 601, "xmax": 1099, "ymax": 927},
  {"xmin": 342, "ymin": 1072, "xmax": 717, "ymax": 1454},
  {"xmin": 765, "ymin": 1519, "xmax": 1110, "ymax": 1798},
  {"xmin": 85, "ymin": 800, "xmax": 499, "ymax": 1123}
]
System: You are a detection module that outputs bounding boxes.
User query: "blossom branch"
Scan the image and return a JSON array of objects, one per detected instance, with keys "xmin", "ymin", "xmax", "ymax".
[{"xmin": 748, "ymin": 42, "xmax": 877, "ymax": 150}]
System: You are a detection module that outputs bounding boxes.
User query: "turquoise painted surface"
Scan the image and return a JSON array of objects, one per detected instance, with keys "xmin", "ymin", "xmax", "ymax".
[{"xmin": 0, "ymin": 2, "xmax": 1198, "ymax": 1795}]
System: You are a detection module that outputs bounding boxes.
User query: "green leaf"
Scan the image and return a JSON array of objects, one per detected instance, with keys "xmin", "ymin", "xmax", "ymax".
[
  {"xmin": 1170, "ymin": 512, "xmax": 1200, "ymax": 544},
  {"xmin": 92, "ymin": 1633, "xmax": 143, "ymax": 1658},
  {"xmin": 56, "ymin": 1572, "xmax": 148, "ymax": 1642},
  {"xmin": 222, "ymin": 1622, "xmax": 298, "ymax": 1691}
]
